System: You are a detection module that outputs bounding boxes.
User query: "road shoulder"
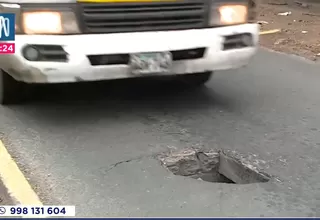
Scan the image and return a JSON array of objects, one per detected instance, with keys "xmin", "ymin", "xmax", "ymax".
[
  {"xmin": 258, "ymin": 0, "xmax": 320, "ymax": 61},
  {"xmin": 0, "ymin": 179, "xmax": 14, "ymax": 205},
  {"xmin": 0, "ymin": 140, "xmax": 42, "ymax": 205}
]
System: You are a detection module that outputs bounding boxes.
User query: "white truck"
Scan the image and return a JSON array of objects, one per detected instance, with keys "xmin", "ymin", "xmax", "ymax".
[{"xmin": 0, "ymin": 0, "xmax": 258, "ymax": 105}]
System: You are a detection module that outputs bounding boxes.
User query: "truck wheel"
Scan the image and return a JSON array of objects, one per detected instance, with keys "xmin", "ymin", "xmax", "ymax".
[
  {"xmin": 177, "ymin": 71, "xmax": 213, "ymax": 87},
  {"xmin": 0, "ymin": 70, "xmax": 25, "ymax": 105}
]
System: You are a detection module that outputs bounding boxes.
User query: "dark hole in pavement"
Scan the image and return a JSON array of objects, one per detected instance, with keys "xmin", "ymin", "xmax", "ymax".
[{"xmin": 159, "ymin": 149, "xmax": 271, "ymax": 184}]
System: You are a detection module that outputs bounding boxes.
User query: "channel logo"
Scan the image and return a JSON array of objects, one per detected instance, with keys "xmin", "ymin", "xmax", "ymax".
[
  {"xmin": 0, "ymin": 13, "xmax": 15, "ymax": 54},
  {"xmin": 0, "ymin": 13, "xmax": 15, "ymax": 41}
]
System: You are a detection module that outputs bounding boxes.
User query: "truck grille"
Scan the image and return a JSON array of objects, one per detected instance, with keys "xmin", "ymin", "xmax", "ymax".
[{"xmin": 79, "ymin": 1, "xmax": 208, "ymax": 34}]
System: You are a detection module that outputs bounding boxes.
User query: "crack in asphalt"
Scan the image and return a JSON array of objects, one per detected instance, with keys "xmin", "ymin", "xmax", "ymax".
[
  {"xmin": 103, "ymin": 153, "xmax": 159, "ymax": 174},
  {"xmin": 104, "ymin": 158, "xmax": 140, "ymax": 173}
]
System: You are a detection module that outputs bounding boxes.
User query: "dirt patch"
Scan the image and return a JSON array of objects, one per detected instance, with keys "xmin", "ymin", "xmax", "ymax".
[
  {"xmin": 158, "ymin": 149, "xmax": 271, "ymax": 184},
  {"xmin": 258, "ymin": 0, "xmax": 320, "ymax": 61}
]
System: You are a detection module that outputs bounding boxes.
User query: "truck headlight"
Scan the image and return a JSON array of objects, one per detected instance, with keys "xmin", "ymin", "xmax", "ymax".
[
  {"xmin": 22, "ymin": 11, "xmax": 79, "ymax": 34},
  {"xmin": 219, "ymin": 5, "xmax": 247, "ymax": 24},
  {"xmin": 210, "ymin": 4, "xmax": 248, "ymax": 26}
]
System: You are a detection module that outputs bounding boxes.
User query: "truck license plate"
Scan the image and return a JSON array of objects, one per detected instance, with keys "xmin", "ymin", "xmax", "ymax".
[{"xmin": 129, "ymin": 52, "xmax": 172, "ymax": 75}]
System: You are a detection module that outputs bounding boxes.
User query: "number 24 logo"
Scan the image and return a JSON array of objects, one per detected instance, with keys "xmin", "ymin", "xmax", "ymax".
[{"xmin": 2, "ymin": 44, "xmax": 13, "ymax": 52}]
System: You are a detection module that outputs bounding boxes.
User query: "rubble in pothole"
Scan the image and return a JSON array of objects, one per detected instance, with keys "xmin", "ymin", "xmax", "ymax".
[{"xmin": 158, "ymin": 148, "xmax": 271, "ymax": 184}]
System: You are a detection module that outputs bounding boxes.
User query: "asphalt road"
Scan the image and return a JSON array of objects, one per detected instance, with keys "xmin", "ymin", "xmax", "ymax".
[
  {"xmin": 0, "ymin": 180, "xmax": 14, "ymax": 205},
  {"xmin": 0, "ymin": 49, "xmax": 319, "ymax": 217}
]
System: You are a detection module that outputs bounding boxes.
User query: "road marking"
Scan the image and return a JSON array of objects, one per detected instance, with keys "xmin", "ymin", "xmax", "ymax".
[
  {"xmin": 0, "ymin": 140, "xmax": 42, "ymax": 205},
  {"xmin": 260, "ymin": 29, "xmax": 281, "ymax": 35}
]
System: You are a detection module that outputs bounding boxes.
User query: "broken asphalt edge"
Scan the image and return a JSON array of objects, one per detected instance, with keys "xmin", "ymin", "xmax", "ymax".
[
  {"xmin": 261, "ymin": 46, "xmax": 320, "ymax": 65},
  {"xmin": 158, "ymin": 148, "xmax": 273, "ymax": 184}
]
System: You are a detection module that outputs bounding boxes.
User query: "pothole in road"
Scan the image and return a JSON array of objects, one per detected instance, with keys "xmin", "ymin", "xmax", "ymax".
[{"xmin": 158, "ymin": 149, "xmax": 271, "ymax": 184}]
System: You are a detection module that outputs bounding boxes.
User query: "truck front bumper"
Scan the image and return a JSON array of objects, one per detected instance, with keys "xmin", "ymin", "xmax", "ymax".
[{"xmin": 0, "ymin": 24, "xmax": 259, "ymax": 83}]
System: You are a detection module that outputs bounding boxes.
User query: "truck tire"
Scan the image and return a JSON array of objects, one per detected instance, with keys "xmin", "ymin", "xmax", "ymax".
[
  {"xmin": 0, "ymin": 70, "xmax": 24, "ymax": 105},
  {"xmin": 177, "ymin": 71, "xmax": 213, "ymax": 87}
]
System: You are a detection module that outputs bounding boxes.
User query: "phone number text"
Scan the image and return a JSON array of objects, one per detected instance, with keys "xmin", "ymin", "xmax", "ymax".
[{"xmin": 0, "ymin": 205, "xmax": 75, "ymax": 216}]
